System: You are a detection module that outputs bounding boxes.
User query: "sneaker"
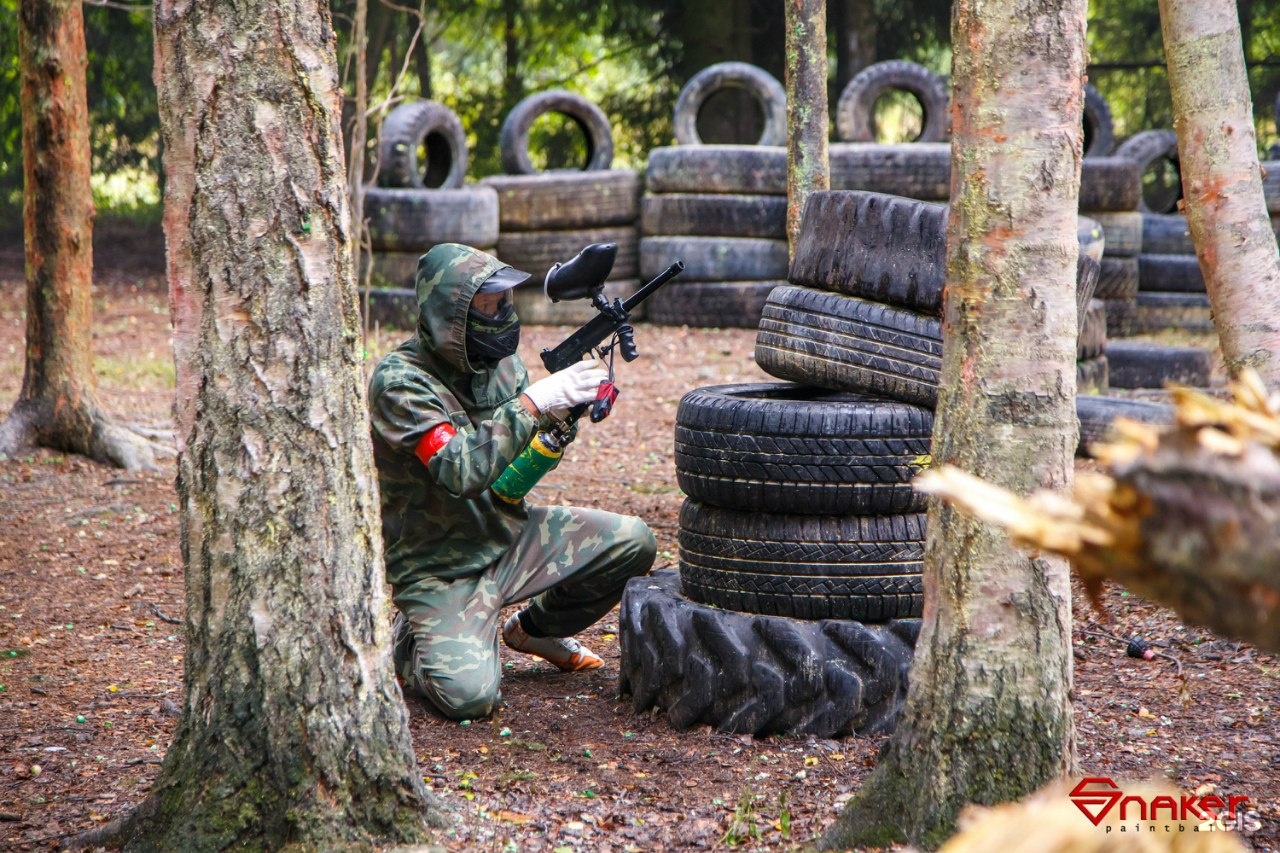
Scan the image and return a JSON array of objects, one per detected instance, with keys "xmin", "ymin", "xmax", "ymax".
[{"xmin": 502, "ymin": 611, "xmax": 603, "ymax": 672}]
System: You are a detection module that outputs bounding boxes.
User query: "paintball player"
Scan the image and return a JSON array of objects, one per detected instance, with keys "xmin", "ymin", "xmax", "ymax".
[{"xmin": 367, "ymin": 243, "xmax": 657, "ymax": 721}]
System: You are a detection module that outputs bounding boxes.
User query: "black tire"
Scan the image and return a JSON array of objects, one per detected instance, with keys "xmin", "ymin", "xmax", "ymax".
[
  {"xmin": 789, "ymin": 192, "xmax": 1098, "ymax": 317},
  {"xmin": 755, "ymin": 285, "xmax": 942, "ymax": 406},
  {"xmin": 363, "ymin": 186, "xmax": 499, "ymax": 252},
  {"xmin": 498, "ymin": 226, "xmax": 637, "ymax": 286},
  {"xmin": 1105, "ymin": 341, "xmax": 1213, "ymax": 389},
  {"xmin": 1082, "ymin": 84, "xmax": 1115, "ymax": 158},
  {"xmin": 835, "ymin": 60, "xmax": 950, "ymax": 143},
  {"xmin": 1076, "ymin": 356, "xmax": 1109, "ymax": 395},
  {"xmin": 1094, "ymin": 256, "xmax": 1139, "ymax": 300},
  {"xmin": 828, "ymin": 142, "xmax": 952, "ymax": 201},
  {"xmin": 1115, "ymin": 130, "xmax": 1181, "ymax": 214},
  {"xmin": 618, "ymin": 570, "xmax": 920, "ymax": 737},
  {"xmin": 1141, "ymin": 213, "xmax": 1193, "ymax": 255},
  {"xmin": 376, "ymin": 99, "xmax": 469, "ymax": 189},
  {"xmin": 1078, "ymin": 157, "xmax": 1143, "ymax": 212},
  {"xmin": 513, "ymin": 279, "xmax": 643, "ymax": 326},
  {"xmin": 481, "ymin": 170, "xmax": 640, "ymax": 230},
  {"xmin": 640, "ymin": 193, "xmax": 786, "ymax": 239},
  {"xmin": 1100, "ymin": 296, "xmax": 1137, "ymax": 338},
  {"xmin": 645, "ymin": 280, "xmax": 782, "ymax": 328},
  {"xmin": 674, "ymin": 382, "xmax": 933, "ymax": 515},
  {"xmin": 360, "ymin": 287, "xmax": 418, "ymax": 330},
  {"xmin": 1087, "ymin": 211, "xmax": 1143, "ymax": 256},
  {"xmin": 639, "ymin": 235, "xmax": 788, "ymax": 281},
  {"xmin": 1138, "ymin": 253, "xmax": 1204, "ymax": 293},
  {"xmin": 499, "ymin": 89, "xmax": 614, "ymax": 174},
  {"xmin": 1076, "ymin": 395, "xmax": 1173, "ymax": 457},
  {"xmin": 678, "ymin": 501, "xmax": 925, "ymax": 621},
  {"xmin": 672, "ymin": 62, "xmax": 787, "ymax": 147},
  {"xmin": 789, "ymin": 191, "xmax": 948, "ymax": 315},
  {"xmin": 1133, "ymin": 291, "xmax": 1214, "ymax": 333},
  {"xmin": 645, "ymin": 145, "xmax": 787, "ymax": 195},
  {"xmin": 1078, "ymin": 298, "xmax": 1107, "ymax": 361}
]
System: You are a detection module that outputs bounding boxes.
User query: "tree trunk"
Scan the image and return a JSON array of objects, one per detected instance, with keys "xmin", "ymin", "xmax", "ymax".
[
  {"xmin": 1159, "ymin": 0, "xmax": 1280, "ymax": 385},
  {"xmin": 917, "ymin": 375, "xmax": 1280, "ymax": 655},
  {"xmin": 503, "ymin": 0, "xmax": 523, "ymax": 113},
  {"xmin": 832, "ymin": 0, "xmax": 877, "ymax": 96},
  {"xmin": 85, "ymin": 0, "xmax": 445, "ymax": 848},
  {"xmin": 784, "ymin": 0, "xmax": 829, "ymax": 258},
  {"xmin": 0, "ymin": 0, "xmax": 156, "ymax": 471},
  {"xmin": 823, "ymin": 0, "xmax": 1084, "ymax": 848}
]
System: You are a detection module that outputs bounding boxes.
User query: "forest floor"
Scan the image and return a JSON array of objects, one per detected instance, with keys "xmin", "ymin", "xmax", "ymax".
[{"xmin": 0, "ymin": 229, "xmax": 1278, "ymax": 852}]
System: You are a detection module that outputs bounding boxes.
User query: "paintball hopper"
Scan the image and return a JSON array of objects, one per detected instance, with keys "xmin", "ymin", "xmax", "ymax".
[{"xmin": 544, "ymin": 242, "xmax": 618, "ymax": 302}]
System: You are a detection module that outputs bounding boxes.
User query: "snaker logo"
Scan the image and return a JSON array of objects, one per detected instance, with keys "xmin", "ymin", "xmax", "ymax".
[
  {"xmin": 1069, "ymin": 777, "xmax": 1251, "ymax": 828},
  {"xmin": 1070, "ymin": 777, "xmax": 1123, "ymax": 826}
]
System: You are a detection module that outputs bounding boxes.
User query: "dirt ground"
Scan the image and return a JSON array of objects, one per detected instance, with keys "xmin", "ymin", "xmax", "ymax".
[{"xmin": 0, "ymin": 234, "xmax": 1278, "ymax": 852}]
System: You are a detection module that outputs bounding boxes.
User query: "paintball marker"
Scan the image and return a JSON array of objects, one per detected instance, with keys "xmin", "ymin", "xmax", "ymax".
[
  {"xmin": 540, "ymin": 242, "xmax": 684, "ymax": 422},
  {"xmin": 490, "ymin": 242, "xmax": 683, "ymax": 504}
]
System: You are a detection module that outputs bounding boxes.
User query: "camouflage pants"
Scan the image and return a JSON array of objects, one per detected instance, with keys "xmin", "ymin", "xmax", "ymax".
[{"xmin": 391, "ymin": 505, "xmax": 655, "ymax": 720}]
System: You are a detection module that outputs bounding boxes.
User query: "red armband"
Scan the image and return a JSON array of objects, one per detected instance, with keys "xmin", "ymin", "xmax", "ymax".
[{"xmin": 414, "ymin": 422, "xmax": 457, "ymax": 467}]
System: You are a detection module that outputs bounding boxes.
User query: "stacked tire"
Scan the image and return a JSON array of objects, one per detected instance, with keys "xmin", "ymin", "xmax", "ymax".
[
  {"xmin": 480, "ymin": 90, "xmax": 644, "ymax": 326},
  {"xmin": 756, "ymin": 190, "xmax": 1121, "ymax": 462},
  {"xmin": 362, "ymin": 100, "xmax": 499, "ymax": 329},
  {"xmin": 641, "ymin": 63, "xmax": 791, "ymax": 328},
  {"xmin": 1120, "ymin": 129, "xmax": 1280, "ymax": 335},
  {"xmin": 618, "ymin": 381, "xmax": 927, "ymax": 739}
]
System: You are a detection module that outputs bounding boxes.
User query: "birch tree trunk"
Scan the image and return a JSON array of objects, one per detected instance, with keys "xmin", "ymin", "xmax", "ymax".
[
  {"xmin": 823, "ymin": 0, "xmax": 1084, "ymax": 847},
  {"xmin": 78, "ymin": 1, "xmax": 444, "ymax": 848},
  {"xmin": 1158, "ymin": 0, "xmax": 1280, "ymax": 385},
  {"xmin": 0, "ymin": 0, "xmax": 156, "ymax": 471},
  {"xmin": 784, "ymin": 0, "xmax": 829, "ymax": 258}
]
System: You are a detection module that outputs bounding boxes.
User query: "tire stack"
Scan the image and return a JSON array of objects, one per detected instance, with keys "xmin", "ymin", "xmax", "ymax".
[
  {"xmin": 618, "ymin": 382, "xmax": 928, "ymax": 739},
  {"xmin": 480, "ymin": 90, "xmax": 644, "ymax": 326},
  {"xmin": 1120, "ymin": 129, "xmax": 1280, "ymax": 335},
  {"xmin": 362, "ymin": 99, "xmax": 499, "ymax": 329},
  {"xmin": 640, "ymin": 62, "xmax": 792, "ymax": 328},
  {"xmin": 1076, "ymin": 87, "xmax": 1145, "ymax": 342},
  {"xmin": 754, "ymin": 190, "xmax": 1116, "ymax": 462}
]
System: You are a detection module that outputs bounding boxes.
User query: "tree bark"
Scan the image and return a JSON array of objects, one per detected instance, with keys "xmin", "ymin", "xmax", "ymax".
[
  {"xmin": 1159, "ymin": 0, "xmax": 1280, "ymax": 384},
  {"xmin": 89, "ymin": 1, "xmax": 445, "ymax": 848},
  {"xmin": 784, "ymin": 0, "xmax": 829, "ymax": 258},
  {"xmin": 1, "ymin": 0, "xmax": 156, "ymax": 471},
  {"xmin": 823, "ymin": 0, "xmax": 1084, "ymax": 848}
]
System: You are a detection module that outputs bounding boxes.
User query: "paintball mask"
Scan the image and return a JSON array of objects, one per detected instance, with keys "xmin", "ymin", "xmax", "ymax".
[{"xmin": 466, "ymin": 265, "xmax": 529, "ymax": 369}]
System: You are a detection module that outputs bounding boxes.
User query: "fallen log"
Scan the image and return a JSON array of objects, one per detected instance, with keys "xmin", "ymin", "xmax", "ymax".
[{"xmin": 916, "ymin": 369, "xmax": 1280, "ymax": 654}]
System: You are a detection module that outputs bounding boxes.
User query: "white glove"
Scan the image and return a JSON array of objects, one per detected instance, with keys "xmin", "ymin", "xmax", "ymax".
[{"xmin": 522, "ymin": 359, "xmax": 608, "ymax": 420}]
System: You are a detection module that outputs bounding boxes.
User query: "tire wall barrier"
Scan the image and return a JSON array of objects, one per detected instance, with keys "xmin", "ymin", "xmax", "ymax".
[
  {"xmin": 484, "ymin": 91, "xmax": 643, "ymax": 325},
  {"xmin": 364, "ymin": 100, "xmax": 496, "ymax": 329}
]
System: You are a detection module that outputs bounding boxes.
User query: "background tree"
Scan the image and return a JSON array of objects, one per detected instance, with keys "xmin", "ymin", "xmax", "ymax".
[
  {"xmin": 1158, "ymin": 0, "xmax": 1280, "ymax": 385},
  {"xmin": 785, "ymin": 0, "xmax": 828, "ymax": 255},
  {"xmin": 0, "ymin": 0, "xmax": 156, "ymax": 470},
  {"xmin": 822, "ymin": 0, "xmax": 1085, "ymax": 848},
  {"xmin": 77, "ymin": 0, "xmax": 445, "ymax": 846}
]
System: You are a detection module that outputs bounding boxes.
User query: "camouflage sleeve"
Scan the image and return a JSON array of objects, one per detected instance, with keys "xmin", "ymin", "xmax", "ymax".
[
  {"xmin": 426, "ymin": 396, "xmax": 537, "ymax": 498},
  {"xmin": 371, "ymin": 377, "xmax": 537, "ymax": 499},
  {"xmin": 368, "ymin": 377, "xmax": 451, "ymax": 453}
]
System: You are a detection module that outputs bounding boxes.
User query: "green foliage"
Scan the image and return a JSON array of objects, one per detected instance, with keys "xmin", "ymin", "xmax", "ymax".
[
  {"xmin": 1087, "ymin": 0, "xmax": 1280, "ymax": 151},
  {"xmin": 0, "ymin": 1, "xmax": 157, "ymax": 222},
  {"xmin": 424, "ymin": 0, "xmax": 678, "ymax": 177}
]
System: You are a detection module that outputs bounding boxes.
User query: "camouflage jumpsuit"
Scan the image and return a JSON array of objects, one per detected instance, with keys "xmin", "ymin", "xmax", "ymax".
[{"xmin": 367, "ymin": 244, "xmax": 656, "ymax": 720}]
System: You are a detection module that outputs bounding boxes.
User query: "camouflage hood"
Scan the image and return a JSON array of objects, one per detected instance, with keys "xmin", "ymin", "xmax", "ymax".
[{"xmin": 414, "ymin": 243, "xmax": 510, "ymax": 376}]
